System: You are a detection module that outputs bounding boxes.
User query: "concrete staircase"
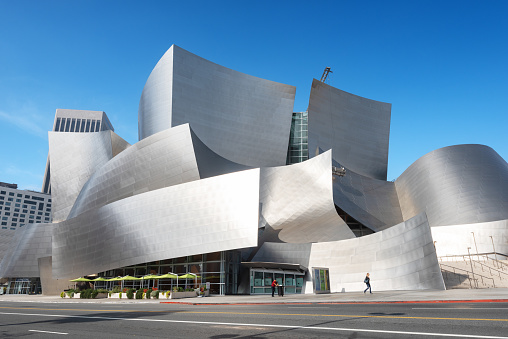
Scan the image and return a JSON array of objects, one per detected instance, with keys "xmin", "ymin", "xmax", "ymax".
[{"xmin": 439, "ymin": 257, "xmax": 508, "ymax": 289}]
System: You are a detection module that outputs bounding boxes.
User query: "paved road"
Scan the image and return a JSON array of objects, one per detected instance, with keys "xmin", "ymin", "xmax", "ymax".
[{"xmin": 1, "ymin": 301, "xmax": 507, "ymax": 338}]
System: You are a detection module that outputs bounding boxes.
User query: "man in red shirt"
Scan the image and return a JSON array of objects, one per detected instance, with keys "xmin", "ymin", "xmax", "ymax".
[{"xmin": 271, "ymin": 279, "xmax": 278, "ymax": 297}]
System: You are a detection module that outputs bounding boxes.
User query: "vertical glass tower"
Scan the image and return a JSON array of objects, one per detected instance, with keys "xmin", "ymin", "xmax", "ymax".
[{"xmin": 286, "ymin": 111, "xmax": 308, "ymax": 164}]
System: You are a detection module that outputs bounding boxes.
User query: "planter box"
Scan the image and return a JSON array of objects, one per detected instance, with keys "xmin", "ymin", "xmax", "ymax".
[
  {"xmin": 95, "ymin": 292, "xmax": 108, "ymax": 299},
  {"xmin": 170, "ymin": 291, "xmax": 199, "ymax": 299}
]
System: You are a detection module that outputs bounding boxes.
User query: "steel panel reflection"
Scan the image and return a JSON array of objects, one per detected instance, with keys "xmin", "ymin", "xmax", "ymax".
[
  {"xmin": 139, "ymin": 45, "xmax": 295, "ymax": 167},
  {"xmin": 53, "ymin": 169, "xmax": 260, "ymax": 279}
]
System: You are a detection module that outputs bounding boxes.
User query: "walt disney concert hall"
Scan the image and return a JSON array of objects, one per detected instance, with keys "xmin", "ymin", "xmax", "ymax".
[{"xmin": 1, "ymin": 45, "xmax": 507, "ymax": 295}]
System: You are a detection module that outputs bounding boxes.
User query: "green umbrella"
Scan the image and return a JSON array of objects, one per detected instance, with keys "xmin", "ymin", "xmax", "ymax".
[
  {"xmin": 91, "ymin": 277, "xmax": 108, "ymax": 290},
  {"xmin": 178, "ymin": 273, "xmax": 200, "ymax": 290},
  {"xmin": 70, "ymin": 277, "xmax": 92, "ymax": 282},
  {"xmin": 158, "ymin": 273, "xmax": 178, "ymax": 291},
  {"xmin": 106, "ymin": 276, "xmax": 123, "ymax": 281},
  {"xmin": 142, "ymin": 274, "xmax": 160, "ymax": 280},
  {"xmin": 119, "ymin": 275, "xmax": 142, "ymax": 280}
]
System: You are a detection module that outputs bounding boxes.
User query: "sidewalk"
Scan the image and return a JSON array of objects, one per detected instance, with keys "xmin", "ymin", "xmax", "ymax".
[{"xmin": 1, "ymin": 288, "xmax": 508, "ymax": 305}]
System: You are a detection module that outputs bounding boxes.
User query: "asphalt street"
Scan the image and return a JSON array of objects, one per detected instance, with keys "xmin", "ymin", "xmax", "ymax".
[{"xmin": 1, "ymin": 301, "xmax": 507, "ymax": 338}]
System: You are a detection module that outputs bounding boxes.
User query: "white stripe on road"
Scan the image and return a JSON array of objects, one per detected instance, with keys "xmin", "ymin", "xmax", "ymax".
[
  {"xmin": 288, "ymin": 306, "xmax": 330, "ymax": 309},
  {"xmin": 29, "ymin": 330, "xmax": 68, "ymax": 335},
  {"xmin": 1, "ymin": 312, "xmax": 506, "ymax": 339}
]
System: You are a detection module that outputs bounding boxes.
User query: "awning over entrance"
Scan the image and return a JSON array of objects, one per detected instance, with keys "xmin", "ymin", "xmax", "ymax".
[{"xmin": 241, "ymin": 262, "xmax": 306, "ymax": 273}]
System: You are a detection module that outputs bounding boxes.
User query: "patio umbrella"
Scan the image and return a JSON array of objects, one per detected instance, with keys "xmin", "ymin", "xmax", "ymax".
[
  {"xmin": 70, "ymin": 277, "xmax": 92, "ymax": 282},
  {"xmin": 69, "ymin": 277, "xmax": 91, "ymax": 289},
  {"xmin": 178, "ymin": 273, "xmax": 200, "ymax": 289},
  {"xmin": 158, "ymin": 273, "xmax": 178, "ymax": 290},
  {"xmin": 119, "ymin": 275, "xmax": 142, "ymax": 290},
  {"xmin": 141, "ymin": 274, "xmax": 160, "ymax": 289},
  {"xmin": 91, "ymin": 277, "xmax": 108, "ymax": 290}
]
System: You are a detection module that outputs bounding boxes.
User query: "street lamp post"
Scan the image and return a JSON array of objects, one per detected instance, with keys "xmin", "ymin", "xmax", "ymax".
[
  {"xmin": 489, "ymin": 236, "xmax": 499, "ymax": 269},
  {"xmin": 467, "ymin": 247, "xmax": 477, "ymax": 288},
  {"xmin": 471, "ymin": 232, "xmax": 480, "ymax": 262}
]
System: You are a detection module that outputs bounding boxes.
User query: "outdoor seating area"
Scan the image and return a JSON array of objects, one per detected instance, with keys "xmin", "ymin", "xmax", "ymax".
[{"xmin": 62, "ymin": 273, "xmax": 208, "ymax": 299}]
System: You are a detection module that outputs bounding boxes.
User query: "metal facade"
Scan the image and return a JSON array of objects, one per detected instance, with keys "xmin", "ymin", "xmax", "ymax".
[
  {"xmin": 0, "ymin": 222, "xmax": 53, "ymax": 278},
  {"xmin": 259, "ymin": 151, "xmax": 355, "ymax": 243},
  {"xmin": 332, "ymin": 165, "xmax": 403, "ymax": 232},
  {"xmin": 52, "ymin": 169, "xmax": 261, "ymax": 279},
  {"xmin": 48, "ymin": 131, "xmax": 129, "ymax": 222},
  {"xmin": 254, "ymin": 213, "xmax": 445, "ymax": 293},
  {"xmin": 395, "ymin": 144, "xmax": 508, "ymax": 226},
  {"xmin": 308, "ymin": 79, "xmax": 391, "ymax": 180},
  {"xmin": 138, "ymin": 45, "xmax": 296, "ymax": 167},
  {"xmin": 1, "ymin": 46, "xmax": 506, "ymax": 296}
]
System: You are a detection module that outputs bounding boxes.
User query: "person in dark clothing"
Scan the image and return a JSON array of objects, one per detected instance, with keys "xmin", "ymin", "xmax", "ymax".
[
  {"xmin": 364, "ymin": 273, "xmax": 372, "ymax": 294},
  {"xmin": 271, "ymin": 279, "xmax": 278, "ymax": 297}
]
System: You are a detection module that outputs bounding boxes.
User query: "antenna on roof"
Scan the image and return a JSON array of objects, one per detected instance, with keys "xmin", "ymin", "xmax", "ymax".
[{"xmin": 320, "ymin": 67, "xmax": 332, "ymax": 83}]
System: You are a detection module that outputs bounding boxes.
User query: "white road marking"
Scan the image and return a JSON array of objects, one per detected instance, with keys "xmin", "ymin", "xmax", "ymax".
[
  {"xmin": 29, "ymin": 329, "xmax": 68, "ymax": 335},
  {"xmin": 1, "ymin": 312, "xmax": 506, "ymax": 339},
  {"xmin": 288, "ymin": 306, "xmax": 330, "ymax": 309}
]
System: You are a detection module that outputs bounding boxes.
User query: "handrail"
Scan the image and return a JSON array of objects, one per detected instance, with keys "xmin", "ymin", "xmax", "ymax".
[
  {"xmin": 469, "ymin": 258, "xmax": 508, "ymax": 278},
  {"xmin": 439, "ymin": 263, "xmax": 496, "ymax": 288},
  {"xmin": 438, "ymin": 252, "xmax": 508, "ymax": 271},
  {"xmin": 439, "ymin": 252, "xmax": 508, "ymax": 259}
]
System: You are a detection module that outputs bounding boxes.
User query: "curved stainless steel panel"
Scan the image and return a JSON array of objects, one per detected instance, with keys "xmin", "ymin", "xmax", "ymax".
[
  {"xmin": 68, "ymin": 124, "xmax": 249, "ymax": 219},
  {"xmin": 49, "ymin": 131, "xmax": 115, "ymax": 222},
  {"xmin": 332, "ymin": 163, "xmax": 403, "ymax": 232},
  {"xmin": 308, "ymin": 79, "xmax": 391, "ymax": 180},
  {"xmin": 395, "ymin": 144, "xmax": 508, "ymax": 226},
  {"xmin": 52, "ymin": 169, "xmax": 261, "ymax": 279},
  {"xmin": 254, "ymin": 212, "xmax": 444, "ymax": 292},
  {"xmin": 259, "ymin": 151, "xmax": 355, "ymax": 243},
  {"xmin": 138, "ymin": 45, "xmax": 296, "ymax": 167},
  {"xmin": 0, "ymin": 229, "xmax": 16, "ymax": 264},
  {"xmin": 0, "ymin": 223, "xmax": 53, "ymax": 278}
]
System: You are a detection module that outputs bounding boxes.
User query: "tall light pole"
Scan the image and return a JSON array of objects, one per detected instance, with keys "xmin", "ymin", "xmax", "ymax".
[
  {"xmin": 467, "ymin": 247, "xmax": 476, "ymax": 288},
  {"xmin": 471, "ymin": 232, "xmax": 480, "ymax": 261}
]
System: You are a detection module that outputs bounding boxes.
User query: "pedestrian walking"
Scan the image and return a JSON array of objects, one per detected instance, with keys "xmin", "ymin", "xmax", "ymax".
[
  {"xmin": 364, "ymin": 273, "xmax": 372, "ymax": 294},
  {"xmin": 271, "ymin": 279, "xmax": 278, "ymax": 297}
]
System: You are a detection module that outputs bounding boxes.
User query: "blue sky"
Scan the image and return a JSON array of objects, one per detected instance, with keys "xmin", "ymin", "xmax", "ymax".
[{"xmin": 1, "ymin": 0, "xmax": 506, "ymax": 190}]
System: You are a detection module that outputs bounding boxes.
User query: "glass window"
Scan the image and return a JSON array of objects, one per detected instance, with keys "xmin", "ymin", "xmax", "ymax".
[
  {"xmin": 59, "ymin": 118, "xmax": 66, "ymax": 131},
  {"xmin": 90, "ymin": 120, "xmax": 96, "ymax": 132},
  {"xmin": 65, "ymin": 118, "xmax": 71, "ymax": 132},
  {"xmin": 54, "ymin": 117, "xmax": 61, "ymax": 131},
  {"xmin": 86, "ymin": 119, "xmax": 91, "ymax": 132},
  {"xmin": 96, "ymin": 121, "xmax": 101, "ymax": 131},
  {"xmin": 253, "ymin": 271, "xmax": 263, "ymax": 286},
  {"xmin": 75, "ymin": 119, "xmax": 81, "ymax": 132},
  {"xmin": 9, "ymin": 192, "xmax": 14, "ymax": 196},
  {"xmin": 70, "ymin": 118, "xmax": 76, "ymax": 132},
  {"xmin": 80, "ymin": 120, "xmax": 85, "ymax": 132}
]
